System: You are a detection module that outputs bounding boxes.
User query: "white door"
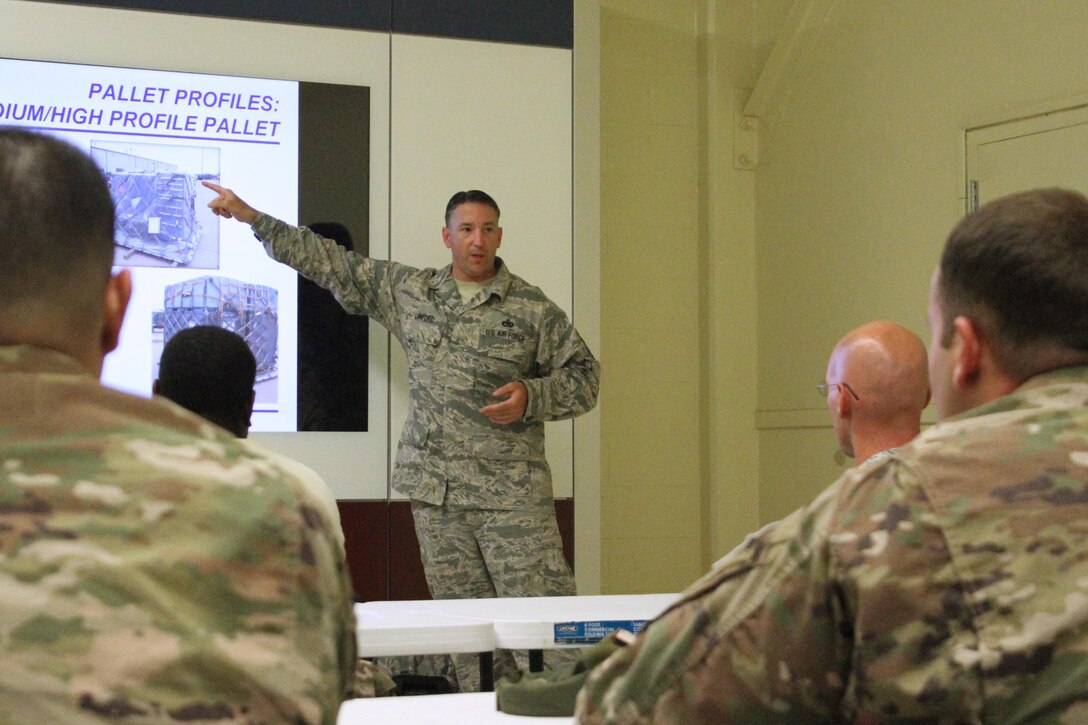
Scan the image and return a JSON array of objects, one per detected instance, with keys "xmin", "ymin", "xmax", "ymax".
[{"xmin": 967, "ymin": 105, "xmax": 1088, "ymax": 212}]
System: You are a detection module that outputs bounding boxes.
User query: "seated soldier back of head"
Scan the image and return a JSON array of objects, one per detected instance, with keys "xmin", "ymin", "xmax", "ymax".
[{"xmin": 154, "ymin": 325, "xmax": 257, "ymax": 438}]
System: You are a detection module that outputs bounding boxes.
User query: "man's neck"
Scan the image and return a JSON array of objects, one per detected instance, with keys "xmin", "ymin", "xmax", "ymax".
[
  {"xmin": 0, "ymin": 323, "xmax": 103, "ymax": 378},
  {"xmin": 853, "ymin": 425, "xmax": 921, "ymax": 464}
]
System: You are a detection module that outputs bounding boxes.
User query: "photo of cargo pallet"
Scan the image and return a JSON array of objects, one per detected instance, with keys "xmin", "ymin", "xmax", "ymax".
[{"xmin": 91, "ymin": 140, "xmax": 221, "ymax": 268}]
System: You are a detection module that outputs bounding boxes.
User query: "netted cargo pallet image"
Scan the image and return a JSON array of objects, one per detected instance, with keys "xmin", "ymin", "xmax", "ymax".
[
  {"xmin": 107, "ymin": 171, "xmax": 204, "ymax": 265},
  {"xmin": 163, "ymin": 276, "xmax": 279, "ymax": 382}
]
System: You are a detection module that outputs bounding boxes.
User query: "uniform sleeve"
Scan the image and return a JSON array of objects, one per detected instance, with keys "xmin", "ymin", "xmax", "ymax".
[
  {"xmin": 574, "ymin": 481, "xmax": 849, "ymax": 724},
  {"xmin": 825, "ymin": 459, "xmax": 981, "ymax": 721},
  {"xmin": 258, "ymin": 445, "xmax": 358, "ymax": 711},
  {"xmin": 294, "ymin": 475, "xmax": 359, "ymax": 712},
  {"xmin": 575, "ymin": 459, "xmax": 981, "ymax": 724},
  {"xmin": 251, "ymin": 213, "xmax": 404, "ymax": 331},
  {"xmin": 521, "ymin": 303, "xmax": 600, "ymax": 422}
]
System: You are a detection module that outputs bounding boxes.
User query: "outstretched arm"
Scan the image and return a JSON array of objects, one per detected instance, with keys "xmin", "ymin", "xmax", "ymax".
[{"xmin": 202, "ymin": 181, "xmax": 259, "ymax": 224}]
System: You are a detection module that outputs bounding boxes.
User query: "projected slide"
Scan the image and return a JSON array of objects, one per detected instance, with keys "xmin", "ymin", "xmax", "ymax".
[{"xmin": 0, "ymin": 56, "xmax": 301, "ymax": 430}]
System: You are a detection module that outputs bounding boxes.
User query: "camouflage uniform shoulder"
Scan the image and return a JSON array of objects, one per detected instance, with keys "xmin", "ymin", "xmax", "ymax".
[{"xmin": 0, "ymin": 349, "xmax": 354, "ymax": 722}]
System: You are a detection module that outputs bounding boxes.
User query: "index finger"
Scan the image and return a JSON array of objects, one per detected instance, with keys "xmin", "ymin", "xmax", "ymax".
[{"xmin": 202, "ymin": 180, "xmax": 225, "ymax": 194}]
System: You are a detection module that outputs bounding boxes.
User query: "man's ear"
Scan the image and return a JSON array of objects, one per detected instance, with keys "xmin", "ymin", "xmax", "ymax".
[
  {"xmin": 152, "ymin": 379, "xmax": 161, "ymax": 395},
  {"xmin": 442, "ymin": 226, "xmax": 453, "ymax": 249},
  {"xmin": 836, "ymin": 387, "xmax": 852, "ymax": 419},
  {"xmin": 244, "ymin": 389, "xmax": 256, "ymax": 438},
  {"xmin": 951, "ymin": 315, "xmax": 982, "ymax": 389},
  {"xmin": 101, "ymin": 269, "xmax": 132, "ymax": 355}
]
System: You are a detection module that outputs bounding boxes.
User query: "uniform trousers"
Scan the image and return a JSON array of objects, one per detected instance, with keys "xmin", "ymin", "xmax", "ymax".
[{"xmin": 412, "ymin": 501, "xmax": 577, "ymax": 691}]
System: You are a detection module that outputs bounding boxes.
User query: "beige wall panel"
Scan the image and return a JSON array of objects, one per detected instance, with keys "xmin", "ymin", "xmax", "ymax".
[
  {"xmin": 600, "ymin": 127, "xmax": 700, "ymax": 227},
  {"xmin": 601, "ymin": 485, "xmax": 701, "ymax": 541},
  {"xmin": 758, "ymin": 427, "xmax": 850, "ymax": 525},
  {"xmin": 574, "ymin": 0, "xmax": 603, "ymax": 593},
  {"xmin": 602, "ymin": 535, "xmax": 700, "ymax": 596},
  {"xmin": 599, "ymin": 0, "xmax": 703, "ymax": 591},
  {"xmin": 702, "ymin": 3, "xmax": 766, "ymax": 559},
  {"xmin": 600, "ymin": 0, "xmax": 698, "ymax": 75},
  {"xmin": 600, "ymin": 222, "xmax": 699, "ymax": 321},
  {"xmin": 602, "ymin": 384, "xmax": 700, "ymax": 489}
]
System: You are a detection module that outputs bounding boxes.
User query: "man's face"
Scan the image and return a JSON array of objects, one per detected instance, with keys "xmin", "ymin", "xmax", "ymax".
[
  {"xmin": 443, "ymin": 202, "xmax": 502, "ymax": 282},
  {"xmin": 927, "ymin": 270, "xmax": 961, "ymax": 421}
]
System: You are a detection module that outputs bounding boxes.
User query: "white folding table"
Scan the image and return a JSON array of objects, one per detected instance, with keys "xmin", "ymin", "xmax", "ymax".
[
  {"xmin": 355, "ymin": 607, "xmax": 498, "ymax": 690},
  {"xmin": 357, "ymin": 593, "xmax": 676, "ymax": 676},
  {"xmin": 337, "ymin": 691, "xmax": 571, "ymax": 724}
]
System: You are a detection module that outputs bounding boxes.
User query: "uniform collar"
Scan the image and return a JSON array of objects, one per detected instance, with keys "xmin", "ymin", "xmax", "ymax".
[
  {"xmin": 0, "ymin": 344, "xmax": 93, "ymax": 377},
  {"xmin": 949, "ymin": 364, "xmax": 1088, "ymax": 422},
  {"xmin": 433, "ymin": 257, "xmax": 513, "ymax": 303}
]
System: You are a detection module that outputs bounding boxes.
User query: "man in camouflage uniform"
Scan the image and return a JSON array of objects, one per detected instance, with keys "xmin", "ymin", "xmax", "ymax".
[
  {"xmin": 204, "ymin": 182, "xmax": 600, "ymax": 690},
  {"xmin": 0, "ymin": 129, "xmax": 356, "ymax": 722},
  {"xmin": 576, "ymin": 187, "xmax": 1088, "ymax": 723}
]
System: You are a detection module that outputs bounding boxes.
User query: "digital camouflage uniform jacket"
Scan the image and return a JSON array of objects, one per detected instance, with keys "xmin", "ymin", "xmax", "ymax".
[
  {"xmin": 576, "ymin": 365, "xmax": 1088, "ymax": 724},
  {"xmin": 0, "ymin": 345, "xmax": 356, "ymax": 724},
  {"xmin": 252, "ymin": 214, "xmax": 600, "ymax": 509}
]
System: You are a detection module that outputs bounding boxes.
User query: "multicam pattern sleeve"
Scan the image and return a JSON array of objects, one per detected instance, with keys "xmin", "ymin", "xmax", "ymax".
[
  {"xmin": 577, "ymin": 367, "xmax": 1088, "ymax": 724},
  {"xmin": 576, "ymin": 477, "xmax": 861, "ymax": 724},
  {"xmin": 575, "ymin": 459, "xmax": 982, "ymax": 723},
  {"xmin": 0, "ymin": 345, "xmax": 356, "ymax": 724}
]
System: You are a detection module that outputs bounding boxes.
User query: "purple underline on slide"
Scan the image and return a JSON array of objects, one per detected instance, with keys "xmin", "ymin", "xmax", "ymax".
[
  {"xmin": 31, "ymin": 125, "xmax": 280, "ymax": 145},
  {"xmin": 253, "ymin": 408, "xmax": 280, "ymax": 414}
]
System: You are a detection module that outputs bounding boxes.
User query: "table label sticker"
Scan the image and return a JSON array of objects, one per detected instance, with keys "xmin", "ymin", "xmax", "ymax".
[{"xmin": 553, "ymin": 619, "xmax": 649, "ymax": 644}]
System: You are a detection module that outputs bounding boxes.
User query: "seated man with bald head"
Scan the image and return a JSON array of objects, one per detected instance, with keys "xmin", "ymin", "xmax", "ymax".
[{"xmin": 822, "ymin": 320, "xmax": 930, "ymax": 466}]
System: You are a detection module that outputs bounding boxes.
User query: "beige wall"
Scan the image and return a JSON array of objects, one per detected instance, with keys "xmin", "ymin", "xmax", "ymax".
[
  {"xmin": 598, "ymin": 1, "xmax": 785, "ymax": 592},
  {"xmin": 599, "ymin": 0, "xmax": 704, "ymax": 593},
  {"xmin": 599, "ymin": 0, "xmax": 1088, "ymax": 593}
]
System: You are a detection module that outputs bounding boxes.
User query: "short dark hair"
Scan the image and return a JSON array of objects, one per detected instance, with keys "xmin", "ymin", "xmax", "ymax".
[
  {"xmin": 444, "ymin": 190, "xmax": 500, "ymax": 226},
  {"xmin": 938, "ymin": 187, "xmax": 1088, "ymax": 378},
  {"xmin": 157, "ymin": 326, "xmax": 257, "ymax": 438},
  {"xmin": 0, "ymin": 128, "xmax": 115, "ymax": 321}
]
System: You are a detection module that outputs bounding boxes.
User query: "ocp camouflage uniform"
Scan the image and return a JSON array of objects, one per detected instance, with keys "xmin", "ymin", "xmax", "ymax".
[
  {"xmin": 576, "ymin": 365, "xmax": 1088, "ymax": 723},
  {"xmin": 0, "ymin": 345, "xmax": 356, "ymax": 723},
  {"xmin": 252, "ymin": 215, "xmax": 599, "ymax": 688}
]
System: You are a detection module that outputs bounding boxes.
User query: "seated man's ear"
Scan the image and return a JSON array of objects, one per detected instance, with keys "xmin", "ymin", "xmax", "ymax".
[
  {"xmin": 152, "ymin": 379, "xmax": 161, "ymax": 395},
  {"xmin": 837, "ymin": 390, "xmax": 852, "ymax": 418},
  {"xmin": 102, "ymin": 269, "xmax": 133, "ymax": 355},
  {"xmin": 951, "ymin": 315, "xmax": 982, "ymax": 388}
]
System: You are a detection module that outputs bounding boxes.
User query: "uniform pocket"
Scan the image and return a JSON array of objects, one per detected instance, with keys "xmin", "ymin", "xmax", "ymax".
[{"xmin": 403, "ymin": 323, "xmax": 441, "ymax": 384}]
